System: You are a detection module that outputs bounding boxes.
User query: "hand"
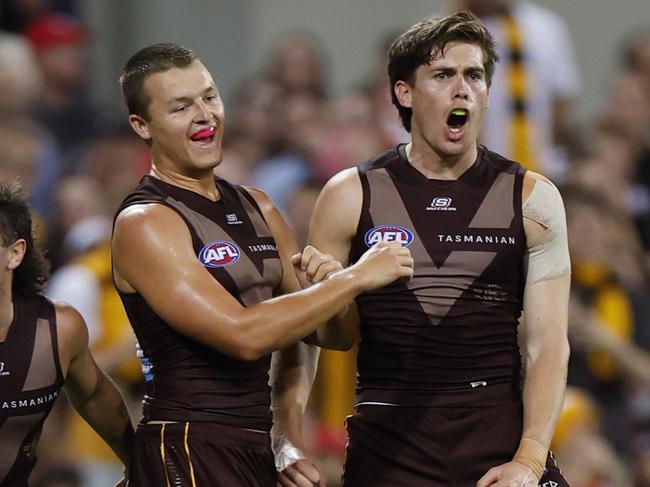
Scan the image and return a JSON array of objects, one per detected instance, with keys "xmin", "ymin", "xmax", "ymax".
[
  {"xmin": 277, "ymin": 458, "xmax": 326, "ymax": 487},
  {"xmin": 476, "ymin": 461, "xmax": 538, "ymax": 487},
  {"xmin": 350, "ymin": 242, "xmax": 414, "ymax": 291},
  {"xmin": 292, "ymin": 246, "xmax": 344, "ymax": 287}
]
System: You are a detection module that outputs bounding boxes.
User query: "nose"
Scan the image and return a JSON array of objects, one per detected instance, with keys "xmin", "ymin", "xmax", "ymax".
[
  {"xmin": 453, "ymin": 76, "xmax": 469, "ymax": 100},
  {"xmin": 194, "ymin": 100, "xmax": 211, "ymax": 122}
]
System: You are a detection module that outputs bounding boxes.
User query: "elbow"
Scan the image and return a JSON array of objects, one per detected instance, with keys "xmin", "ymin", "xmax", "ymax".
[{"xmin": 225, "ymin": 335, "xmax": 267, "ymax": 362}]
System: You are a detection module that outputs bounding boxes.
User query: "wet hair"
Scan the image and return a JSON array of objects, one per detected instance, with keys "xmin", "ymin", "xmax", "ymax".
[
  {"xmin": 387, "ymin": 11, "xmax": 498, "ymax": 132},
  {"xmin": 0, "ymin": 181, "xmax": 49, "ymax": 296},
  {"xmin": 119, "ymin": 43, "xmax": 198, "ymax": 120}
]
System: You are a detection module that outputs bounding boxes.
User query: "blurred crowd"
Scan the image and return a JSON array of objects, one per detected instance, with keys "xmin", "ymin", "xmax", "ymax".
[{"xmin": 0, "ymin": 0, "xmax": 649, "ymax": 486}]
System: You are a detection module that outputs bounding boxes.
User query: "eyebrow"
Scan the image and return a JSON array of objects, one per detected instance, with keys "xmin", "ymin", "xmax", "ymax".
[{"xmin": 169, "ymin": 86, "xmax": 218, "ymax": 104}]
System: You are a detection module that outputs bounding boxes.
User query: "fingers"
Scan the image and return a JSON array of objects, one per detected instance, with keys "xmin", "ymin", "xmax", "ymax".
[
  {"xmin": 312, "ymin": 261, "xmax": 343, "ymax": 283},
  {"xmin": 277, "ymin": 460, "xmax": 321, "ymax": 487},
  {"xmin": 298, "ymin": 245, "xmax": 342, "ymax": 283},
  {"xmin": 476, "ymin": 467, "xmax": 500, "ymax": 487},
  {"xmin": 291, "ymin": 252, "xmax": 303, "ymax": 268}
]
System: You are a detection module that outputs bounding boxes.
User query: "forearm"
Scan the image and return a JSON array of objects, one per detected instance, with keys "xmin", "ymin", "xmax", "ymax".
[
  {"xmin": 237, "ymin": 269, "xmax": 362, "ymax": 359},
  {"xmin": 67, "ymin": 370, "xmax": 134, "ymax": 466},
  {"xmin": 270, "ymin": 343, "xmax": 320, "ymax": 447},
  {"xmin": 308, "ymin": 303, "xmax": 360, "ymax": 350},
  {"xmin": 521, "ymin": 340, "xmax": 570, "ymax": 448}
]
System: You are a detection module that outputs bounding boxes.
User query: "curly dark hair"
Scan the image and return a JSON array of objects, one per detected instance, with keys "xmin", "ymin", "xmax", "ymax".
[
  {"xmin": 0, "ymin": 181, "xmax": 50, "ymax": 296},
  {"xmin": 387, "ymin": 11, "xmax": 498, "ymax": 132}
]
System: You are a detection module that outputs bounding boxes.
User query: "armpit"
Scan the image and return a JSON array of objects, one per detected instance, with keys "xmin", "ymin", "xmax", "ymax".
[{"xmin": 522, "ymin": 178, "xmax": 571, "ymax": 284}]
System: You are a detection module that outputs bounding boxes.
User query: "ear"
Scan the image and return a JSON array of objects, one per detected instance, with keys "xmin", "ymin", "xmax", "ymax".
[
  {"xmin": 7, "ymin": 239, "xmax": 26, "ymax": 271},
  {"xmin": 128, "ymin": 114, "xmax": 151, "ymax": 142},
  {"xmin": 393, "ymin": 80, "xmax": 412, "ymax": 109}
]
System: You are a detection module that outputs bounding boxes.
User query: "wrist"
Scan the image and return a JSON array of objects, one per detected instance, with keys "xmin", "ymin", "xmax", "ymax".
[
  {"xmin": 512, "ymin": 438, "xmax": 548, "ymax": 479},
  {"xmin": 272, "ymin": 435, "xmax": 306, "ymax": 472},
  {"xmin": 337, "ymin": 266, "xmax": 365, "ymax": 294}
]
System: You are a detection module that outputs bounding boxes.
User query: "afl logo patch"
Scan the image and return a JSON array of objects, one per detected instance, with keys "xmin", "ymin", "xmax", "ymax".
[
  {"xmin": 199, "ymin": 240, "xmax": 240, "ymax": 268},
  {"xmin": 364, "ymin": 225, "xmax": 414, "ymax": 247}
]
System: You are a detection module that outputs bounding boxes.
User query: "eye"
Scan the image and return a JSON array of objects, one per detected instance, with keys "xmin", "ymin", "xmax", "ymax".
[
  {"xmin": 434, "ymin": 72, "xmax": 447, "ymax": 80},
  {"xmin": 173, "ymin": 105, "xmax": 187, "ymax": 113},
  {"xmin": 469, "ymin": 71, "xmax": 483, "ymax": 81},
  {"xmin": 206, "ymin": 94, "xmax": 218, "ymax": 102}
]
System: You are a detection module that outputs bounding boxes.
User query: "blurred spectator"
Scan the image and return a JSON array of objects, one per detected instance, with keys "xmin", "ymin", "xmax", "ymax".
[
  {"xmin": 313, "ymin": 91, "xmax": 385, "ymax": 181},
  {"xmin": 0, "ymin": 115, "xmax": 60, "ymax": 227},
  {"xmin": 0, "ymin": 31, "xmax": 42, "ymax": 115},
  {"xmin": 217, "ymin": 77, "xmax": 285, "ymax": 184},
  {"xmin": 23, "ymin": 13, "xmax": 110, "ymax": 173},
  {"xmin": 0, "ymin": 0, "xmax": 77, "ymax": 32},
  {"xmin": 456, "ymin": 0, "xmax": 582, "ymax": 179},
  {"xmin": 249, "ymin": 91, "xmax": 329, "ymax": 214},
  {"xmin": 46, "ymin": 176, "xmax": 141, "ymax": 487},
  {"xmin": 552, "ymin": 387, "xmax": 633, "ymax": 487},
  {"xmin": 564, "ymin": 183, "xmax": 650, "ymax": 454},
  {"xmin": 76, "ymin": 124, "xmax": 150, "ymax": 214},
  {"xmin": 264, "ymin": 29, "xmax": 329, "ymax": 99},
  {"xmin": 0, "ymin": 35, "xmax": 61, "ymax": 221},
  {"xmin": 360, "ymin": 29, "xmax": 409, "ymax": 147}
]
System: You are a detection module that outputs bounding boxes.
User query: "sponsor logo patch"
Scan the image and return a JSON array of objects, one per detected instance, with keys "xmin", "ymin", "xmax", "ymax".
[
  {"xmin": 199, "ymin": 240, "xmax": 241, "ymax": 268},
  {"xmin": 364, "ymin": 225, "xmax": 414, "ymax": 247},
  {"xmin": 427, "ymin": 197, "xmax": 457, "ymax": 211},
  {"xmin": 0, "ymin": 362, "xmax": 9, "ymax": 376}
]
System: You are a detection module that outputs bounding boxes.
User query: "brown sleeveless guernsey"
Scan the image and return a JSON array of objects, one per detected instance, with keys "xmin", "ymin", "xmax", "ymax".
[
  {"xmin": 0, "ymin": 294, "xmax": 63, "ymax": 486},
  {"xmin": 350, "ymin": 144, "xmax": 527, "ymax": 406},
  {"xmin": 115, "ymin": 176, "xmax": 282, "ymax": 431}
]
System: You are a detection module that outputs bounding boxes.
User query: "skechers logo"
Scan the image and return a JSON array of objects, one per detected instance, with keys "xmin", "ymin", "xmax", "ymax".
[
  {"xmin": 364, "ymin": 225, "xmax": 414, "ymax": 247},
  {"xmin": 199, "ymin": 240, "xmax": 240, "ymax": 268},
  {"xmin": 427, "ymin": 197, "xmax": 456, "ymax": 211}
]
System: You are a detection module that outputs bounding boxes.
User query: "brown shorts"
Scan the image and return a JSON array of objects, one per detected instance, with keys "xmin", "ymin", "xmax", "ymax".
[
  {"xmin": 342, "ymin": 399, "xmax": 569, "ymax": 487},
  {"xmin": 129, "ymin": 422, "xmax": 276, "ymax": 487}
]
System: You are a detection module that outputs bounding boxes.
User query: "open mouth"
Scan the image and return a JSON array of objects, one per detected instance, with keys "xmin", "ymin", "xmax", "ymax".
[
  {"xmin": 190, "ymin": 126, "xmax": 216, "ymax": 144},
  {"xmin": 447, "ymin": 108, "xmax": 469, "ymax": 133}
]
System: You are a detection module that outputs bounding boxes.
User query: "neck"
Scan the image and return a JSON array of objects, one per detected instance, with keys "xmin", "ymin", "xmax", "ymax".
[
  {"xmin": 150, "ymin": 164, "xmax": 221, "ymax": 201},
  {"xmin": 0, "ymin": 287, "xmax": 14, "ymax": 342},
  {"xmin": 405, "ymin": 139, "xmax": 479, "ymax": 180}
]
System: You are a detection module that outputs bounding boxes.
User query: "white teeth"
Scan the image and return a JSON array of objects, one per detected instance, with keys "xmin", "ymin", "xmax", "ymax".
[{"xmin": 450, "ymin": 127, "xmax": 461, "ymax": 133}]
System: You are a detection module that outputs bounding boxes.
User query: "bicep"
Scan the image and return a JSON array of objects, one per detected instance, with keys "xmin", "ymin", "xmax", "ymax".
[
  {"xmin": 55, "ymin": 303, "xmax": 100, "ymax": 399},
  {"xmin": 112, "ymin": 204, "xmax": 245, "ymax": 346},
  {"xmin": 308, "ymin": 169, "xmax": 362, "ymax": 265},
  {"xmin": 522, "ymin": 175, "xmax": 571, "ymax": 352}
]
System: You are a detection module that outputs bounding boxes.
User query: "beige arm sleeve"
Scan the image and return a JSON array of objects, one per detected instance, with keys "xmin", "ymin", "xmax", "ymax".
[{"xmin": 522, "ymin": 178, "xmax": 571, "ymax": 284}]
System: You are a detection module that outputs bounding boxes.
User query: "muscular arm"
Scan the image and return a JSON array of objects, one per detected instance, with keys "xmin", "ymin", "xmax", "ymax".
[
  {"xmin": 112, "ymin": 188, "xmax": 410, "ymax": 361},
  {"xmin": 56, "ymin": 303, "xmax": 133, "ymax": 468},
  {"xmin": 479, "ymin": 173, "xmax": 571, "ymax": 486},
  {"xmin": 520, "ymin": 173, "xmax": 571, "ymax": 450},
  {"xmin": 305, "ymin": 168, "xmax": 365, "ymax": 350}
]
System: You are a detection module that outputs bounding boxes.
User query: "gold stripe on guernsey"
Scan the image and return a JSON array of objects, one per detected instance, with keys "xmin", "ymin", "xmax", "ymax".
[
  {"xmin": 184, "ymin": 422, "xmax": 198, "ymax": 487},
  {"xmin": 503, "ymin": 13, "xmax": 538, "ymax": 172},
  {"xmin": 160, "ymin": 424, "xmax": 171, "ymax": 487}
]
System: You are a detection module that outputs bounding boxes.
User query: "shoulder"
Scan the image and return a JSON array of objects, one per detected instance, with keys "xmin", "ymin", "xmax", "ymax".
[
  {"xmin": 358, "ymin": 147, "xmax": 402, "ymax": 175},
  {"xmin": 522, "ymin": 171, "xmax": 561, "ymax": 204},
  {"xmin": 241, "ymin": 185, "xmax": 276, "ymax": 216},
  {"xmin": 323, "ymin": 167, "xmax": 362, "ymax": 194},
  {"xmin": 52, "ymin": 300, "xmax": 89, "ymax": 366},
  {"xmin": 114, "ymin": 202, "xmax": 188, "ymax": 239}
]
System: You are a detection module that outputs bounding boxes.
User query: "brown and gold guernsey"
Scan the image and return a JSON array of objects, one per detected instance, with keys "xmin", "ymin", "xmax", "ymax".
[
  {"xmin": 115, "ymin": 176, "xmax": 282, "ymax": 432},
  {"xmin": 0, "ymin": 295, "xmax": 64, "ymax": 486},
  {"xmin": 350, "ymin": 144, "xmax": 527, "ymax": 406}
]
